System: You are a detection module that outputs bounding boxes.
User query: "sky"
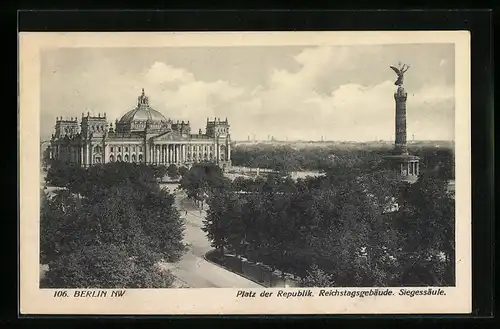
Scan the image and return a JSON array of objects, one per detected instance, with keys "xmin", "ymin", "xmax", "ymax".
[{"xmin": 40, "ymin": 44, "xmax": 455, "ymax": 142}]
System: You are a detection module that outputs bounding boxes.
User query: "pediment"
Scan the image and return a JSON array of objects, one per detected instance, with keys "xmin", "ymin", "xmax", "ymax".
[{"xmin": 152, "ymin": 130, "xmax": 187, "ymax": 141}]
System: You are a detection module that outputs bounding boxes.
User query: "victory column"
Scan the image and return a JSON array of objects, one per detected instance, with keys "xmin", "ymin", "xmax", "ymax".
[{"xmin": 384, "ymin": 63, "xmax": 420, "ymax": 183}]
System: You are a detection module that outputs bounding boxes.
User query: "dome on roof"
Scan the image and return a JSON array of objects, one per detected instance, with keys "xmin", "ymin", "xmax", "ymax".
[
  {"xmin": 118, "ymin": 88, "xmax": 167, "ymax": 124},
  {"xmin": 116, "ymin": 89, "xmax": 169, "ymax": 133},
  {"xmin": 119, "ymin": 106, "xmax": 167, "ymax": 123}
]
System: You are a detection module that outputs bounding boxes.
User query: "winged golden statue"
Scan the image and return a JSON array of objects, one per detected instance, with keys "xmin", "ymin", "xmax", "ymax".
[{"xmin": 390, "ymin": 63, "xmax": 410, "ymax": 86}]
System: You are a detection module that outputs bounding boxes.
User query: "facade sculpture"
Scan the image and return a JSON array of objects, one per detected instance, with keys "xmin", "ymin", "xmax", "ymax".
[{"xmin": 49, "ymin": 89, "xmax": 232, "ymax": 170}]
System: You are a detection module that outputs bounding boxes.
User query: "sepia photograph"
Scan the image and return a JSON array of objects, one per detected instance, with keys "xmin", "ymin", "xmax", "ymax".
[{"xmin": 20, "ymin": 31, "xmax": 471, "ymax": 314}]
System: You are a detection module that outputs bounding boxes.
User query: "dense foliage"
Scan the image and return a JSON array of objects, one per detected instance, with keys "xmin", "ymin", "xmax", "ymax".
[
  {"xmin": 199, "ymin": 163, "xmax": 455, "ymax": 287},
  {"xmin": 41, "ymin": 161, "xmax": 185, "ymax": 288},
  {"xmin": 231, "ymin": 143, "xmax": 455, "ymax": 179},
  {"xmin": 178, "ymin": 162, "xmax": 231, "ymax": 206},
  {"xmin": 167, "ymin": 164, "xmax": 180, "ymax": 180}
]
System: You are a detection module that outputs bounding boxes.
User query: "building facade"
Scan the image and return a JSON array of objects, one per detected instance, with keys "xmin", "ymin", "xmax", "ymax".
[{"xmin": 50, "ymin": 89, "xmax": 232, "ymax": 170}]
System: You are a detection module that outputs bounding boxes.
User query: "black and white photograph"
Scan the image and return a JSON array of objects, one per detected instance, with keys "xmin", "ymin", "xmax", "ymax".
[{"xmin": 20, "ymin": 31, "xmax": 471, "ymax": 314}]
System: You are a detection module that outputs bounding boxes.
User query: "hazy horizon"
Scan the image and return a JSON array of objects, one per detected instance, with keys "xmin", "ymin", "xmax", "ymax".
[
  {"xmin": 41, "ymin": 44, "xmax": 455, "ymax": 142},
  {"xmin": 231, "ymin": 138, "xmax": 455, "ymax": 142}
]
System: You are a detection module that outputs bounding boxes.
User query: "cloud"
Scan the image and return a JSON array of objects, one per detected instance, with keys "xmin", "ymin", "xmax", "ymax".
[
  {"xmin": 41, "ymin": 46, "xmax": 455, "ymax": 142},
  {"xmin": 139, "ymin": 63, "xmax": 245, "ymax": 125},
  {"xmin": 144, "ymin": 62, "xmax": 195, "ymax": 84},
  {"xmin": 224, "ymin": 46, "xmax": 455, "ymax": 141}
]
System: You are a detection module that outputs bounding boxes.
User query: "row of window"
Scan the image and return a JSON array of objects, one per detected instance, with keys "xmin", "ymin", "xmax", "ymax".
[
  {"xmin": 109, "ymin": 154, "xmax": 143, "ymax": 163},
  {"xmin": 110, "ymin": 146, "xmax": 143, "ymax": 153},
  {"xmin": 106, "ymin": 154, "xmax": 226, "ymax": 163},
  {"xmin": 96, "ymin": 145, "xmax": 227, "ymax": 154}
]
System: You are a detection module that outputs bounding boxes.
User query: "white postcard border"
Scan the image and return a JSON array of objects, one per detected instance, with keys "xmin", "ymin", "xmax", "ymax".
[{"xmin": 19, "ymin": 31, "xmax": 471, "ymax": 315}]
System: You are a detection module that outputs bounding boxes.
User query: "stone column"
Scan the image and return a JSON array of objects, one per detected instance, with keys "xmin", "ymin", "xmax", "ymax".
[
  {"xmin": 175, "ymin": 145, "xmax": 179, "ymax": 164},
  {"xmin": 182, "ymin": 144, "xmax": 186, "ymax": 164},
  {"xmin": 227, "ymin": 142, "xmax": 231, "ymax": 162},
  {"xmin": 394, "ymin": 86, "xmax": 408, "ymax": 155},
  {"xmin": 87, "ymin": 143, "xmax": 91, "ymax": 167},
  {"xmin": 102, "ymin": 143, "xmax": 107, "ymax": 164}
]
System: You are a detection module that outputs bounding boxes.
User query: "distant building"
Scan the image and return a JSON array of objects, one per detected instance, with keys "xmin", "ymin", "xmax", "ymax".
[{"xmin": 49, "ymin": 89, "xmax": 232, "ymax": 170}]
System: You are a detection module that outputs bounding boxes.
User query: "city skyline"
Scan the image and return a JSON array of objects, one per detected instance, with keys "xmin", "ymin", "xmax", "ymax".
[{"xmin": 41, "ymin": 44, "xmax": 455, "ymax": 142}]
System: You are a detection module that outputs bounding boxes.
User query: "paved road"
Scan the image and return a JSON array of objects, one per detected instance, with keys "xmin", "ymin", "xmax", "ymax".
[{"xmin": 160, "ymin": 184, "xmax": 262, "ymax": 288}]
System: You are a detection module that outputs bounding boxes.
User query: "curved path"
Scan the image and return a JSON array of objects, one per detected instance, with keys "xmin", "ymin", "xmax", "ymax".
[{"xmin": 160, "ymin": 184, "xmax": 262, "ymax": 288}]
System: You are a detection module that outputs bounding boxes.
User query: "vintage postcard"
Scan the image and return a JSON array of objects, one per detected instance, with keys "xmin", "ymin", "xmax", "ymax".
[{"xmin": 19, "ymin": 31, "xmax": 471, "ymax": 315}]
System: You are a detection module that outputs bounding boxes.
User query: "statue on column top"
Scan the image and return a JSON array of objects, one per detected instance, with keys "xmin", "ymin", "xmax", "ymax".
[{"xmin": 390, "ymin": 62, "xmax": 410, "ymax": 86}]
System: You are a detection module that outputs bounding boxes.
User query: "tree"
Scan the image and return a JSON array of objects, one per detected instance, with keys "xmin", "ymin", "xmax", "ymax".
[
  {"xmin": 152, "ymin": 165, "xmax": 168, "ymax": 181},
  {"xmin": 40, "ymin": 162, "xmax": 186, "ymax": 288},
  {"xmin": 178, "ymin": 166, "xmax": 188, "ymax": 178},
  {"xmin": 202, "ymin": 188, "xmax": 243, "ymax": 258},
  {"xmin": 395, "ymin": 173, "xmax": 455, "ymax": 285},
  {"xmin": 40, "ymin": 189, "xmax": 82, "ymax": 264},
  {"xmin": 41, "ymin": 146, "xmax": 51, "ymax": 170},
  {"xmin": 179, "ymin": 162, "xmax": 230, "ymax": 205},
  {"xmin": 301, "ymin": 264, "xmax": 336, "ymax": 287},
  {"xmin": 42, "ymin": 243, "xmax": 174, "ymax": 288},
  {"xmin": 167, "ymin": 164, "xmax": 179, "ymax": 180},
  {"xmin": 232, "ymin": 176, "xmax": 250, "ymax": 192},
  {"xmin": 203, "ymin": 148, "xmax": 455, "ymax": 287},
  {"xmin": 45, "ymin": 159, "xmax": 87, "ymax": 188}
]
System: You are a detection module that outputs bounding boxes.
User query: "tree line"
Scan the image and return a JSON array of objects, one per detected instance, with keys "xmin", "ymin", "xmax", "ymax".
[
  {"xmin": 231, "ymin": 144, "xmax": 455, "ymax": 180},
  {"xmin": 41, "ymin": 160, "xmax": 186, "ymax": 288},
  {"xmin": 180, "ymin": 161, "xmax": 455, "ymax": 287}
]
